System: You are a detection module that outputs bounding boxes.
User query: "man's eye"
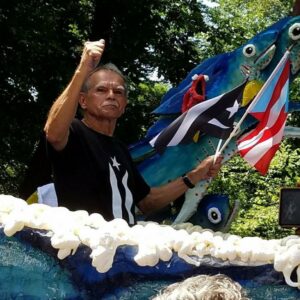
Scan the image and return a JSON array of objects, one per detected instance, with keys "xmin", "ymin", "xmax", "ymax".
[
  {"xmin": 97, "ymin": 87, "xmax": 107, "ymax": 93},
  {"xmin": 114, "ymin": 89, "xmax": 125, "ymax": 95}
]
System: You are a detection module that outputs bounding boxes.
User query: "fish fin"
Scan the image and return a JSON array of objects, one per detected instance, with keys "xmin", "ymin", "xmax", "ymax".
[
  {"xmin": 242, "ymin": 80, "xmax": 263, "ymax": 107},
  {"xmin": 193, "ymin": 131, "xmax": 200, "ymax": 143}
]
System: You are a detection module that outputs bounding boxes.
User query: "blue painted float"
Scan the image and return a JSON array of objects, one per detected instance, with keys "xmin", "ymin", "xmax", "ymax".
[{"xmin": 1, "ymin": 225, "xmax": 300, "ymax": 299}]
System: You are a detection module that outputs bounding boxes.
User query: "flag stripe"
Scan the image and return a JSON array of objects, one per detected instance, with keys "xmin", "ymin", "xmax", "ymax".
[
  {"xmin": 208, "ymin": 118, "xmax": 230, "ymax": 129},
  {"xmin": 253, "ymin": 145, "xmax": 281, "ymax": 175},
  {"xmin": 168, "ymin": 94, "xmax": 221, "ymax": 146},
  {"xmin": 239, "ymin": 120, "xmax": 286, "ymax": 166},
  {"xmin": 249, "ymin": 61, "xmax": 289, "ymax": 121},
  {"xmin": 250, "ymin": 51, "xmax": 290, "ymax": 117},
  {"xmin": 149, "ymin": 113, "xmax": 187, "ymax": 148},
  {"xmin": 238, "ymin": 102, "xmax": 287, "ymax": 152}
]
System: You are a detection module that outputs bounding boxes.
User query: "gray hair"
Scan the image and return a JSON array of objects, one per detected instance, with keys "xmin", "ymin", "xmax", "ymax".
[
  {"xmin": 152, "ymin": 274, "xmax": 249, "ymax": 300},
  {"xmin": 81, "ymin": 63, "xmax": 128, "ymax": 96}
]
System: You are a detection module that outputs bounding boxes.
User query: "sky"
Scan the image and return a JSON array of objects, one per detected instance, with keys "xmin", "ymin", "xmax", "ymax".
[{"xmin": 201, "ymin": 0, "xmax": 219, "ymax": 8}]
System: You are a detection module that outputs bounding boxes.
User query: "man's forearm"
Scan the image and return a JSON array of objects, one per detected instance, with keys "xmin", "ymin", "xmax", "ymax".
[
  {"xmin": 138, "ymin": 155, "xmax": 223, "ymax": 215},
  {"xmin": 44, "ymin": 69, "xmax": 86, "ymax": 150},
  {"xmin": 138, "ymin": 177, "xmax": 189, "ymax": 214}
]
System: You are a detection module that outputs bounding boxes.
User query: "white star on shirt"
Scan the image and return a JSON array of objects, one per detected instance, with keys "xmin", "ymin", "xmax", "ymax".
[
  {"xmin": 111, "ymin": 156, "xmax": 121, "ymax": 170},
  {"xmin": 226, "ymin": 100, "xmax": 239, "ymax": 118}
]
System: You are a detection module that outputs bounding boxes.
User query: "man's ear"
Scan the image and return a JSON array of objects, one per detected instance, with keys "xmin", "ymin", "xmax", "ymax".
[{"xmin": 79, "ymin": 92, "xmax": 87, "ymax": 109}]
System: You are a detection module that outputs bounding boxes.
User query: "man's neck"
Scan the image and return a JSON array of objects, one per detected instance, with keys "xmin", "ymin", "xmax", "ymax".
[{"xmin": 81, "ymin": 116, "xmax": 116, "ymax": 136}]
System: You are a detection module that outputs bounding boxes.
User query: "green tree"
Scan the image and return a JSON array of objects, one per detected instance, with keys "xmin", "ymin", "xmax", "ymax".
[
  {"xmin": 209, "ymin": 143, "xmax": 300, "ymax": 238},
  {"xmin": 115, "ymin": 81, "xmax": 169, "ymax": 144},
  {"xmin": 90, "ymin": 0, "xmax": 208, "ymax": 85},
  {"xmin": 0, "ymin": 0, "xmax": 93, "ymax": 194},
  {"xmin": 205, "ymin": 0, "xmax": 291, "ymax": 54}
]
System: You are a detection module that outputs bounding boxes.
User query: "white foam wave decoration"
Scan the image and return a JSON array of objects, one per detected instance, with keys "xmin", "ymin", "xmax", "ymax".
[
  {"xmin": 274, "ymin": 236, "xmax": 300, "ymax": 287},
  {"xmin": 1, "ymin": 194, "xmax": 300, "ymax": 287}
]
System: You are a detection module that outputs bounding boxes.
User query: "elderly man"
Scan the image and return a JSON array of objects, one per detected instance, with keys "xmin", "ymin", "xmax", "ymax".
[{"xmin": 44, "ymin": 40, "xmax": 222, "ymax": 225}]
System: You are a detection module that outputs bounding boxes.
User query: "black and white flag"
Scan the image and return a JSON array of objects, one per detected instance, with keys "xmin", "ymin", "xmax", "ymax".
[{"xmin": 150, "ymin": 81, "xmax": 247, "ymax": 153}]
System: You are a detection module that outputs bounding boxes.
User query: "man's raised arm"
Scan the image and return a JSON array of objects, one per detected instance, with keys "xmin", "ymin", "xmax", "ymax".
[{"xmin": 44, "ymin": 40, "xmax": 105, "ymax": 151}]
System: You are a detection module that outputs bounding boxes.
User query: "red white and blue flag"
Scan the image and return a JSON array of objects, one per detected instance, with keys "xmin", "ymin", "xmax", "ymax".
[{"xmin": 237, "ymin": 52, "xmax": 290, "ymax": 175}]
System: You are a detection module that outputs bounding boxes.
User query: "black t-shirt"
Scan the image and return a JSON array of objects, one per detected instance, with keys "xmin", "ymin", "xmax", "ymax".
[{"xmin": 48, "ymin": 119, "xmax": 150, "ymax": 224}]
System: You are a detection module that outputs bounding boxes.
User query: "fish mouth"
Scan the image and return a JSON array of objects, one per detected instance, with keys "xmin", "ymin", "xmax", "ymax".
[
  {"xmin": 240, "ymin": 44, "xmax": 276, "ymax": 77},
  {"xmin": 240, "ymin": 64, "xmax": 251, "ymax": 77},
  {"xmin": 254, "ymin": 44, "xmax": 276, "ymax": 66}
]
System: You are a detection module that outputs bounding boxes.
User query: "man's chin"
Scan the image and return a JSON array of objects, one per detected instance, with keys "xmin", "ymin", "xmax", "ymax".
[{"xmin": 97, "ymin": 110, "xmax": 122, "ymax": 120}]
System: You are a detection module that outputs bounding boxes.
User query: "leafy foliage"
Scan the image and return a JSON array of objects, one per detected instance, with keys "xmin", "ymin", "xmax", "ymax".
[
  {"xmin": 209, "ymin": 143, "xmax": 300, "ymax": 238},
  {"xmin": 116, "ymin": 81, "xmax": 169, "ymax": 144},
  {"xmin": 205, "ymin": 0, "xmax": 291, "ymax": 54},
  {"xmin": 0, "ymin": 0, "xmax": 93, "ymax": 195},
  {"xmin": 90, "ymin": 0, "xmax": 208, "ymax": 85}
]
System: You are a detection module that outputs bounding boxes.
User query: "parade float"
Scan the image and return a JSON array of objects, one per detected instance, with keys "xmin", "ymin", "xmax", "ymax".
[{"xmin": 2, "ymin": 9, "xmax": 300, "ymax": 300}]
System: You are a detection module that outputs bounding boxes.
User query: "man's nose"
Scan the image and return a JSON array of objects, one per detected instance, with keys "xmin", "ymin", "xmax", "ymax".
[{"xmin": 107, "ymin": 88, "xmax": 115, "ymax": 98}]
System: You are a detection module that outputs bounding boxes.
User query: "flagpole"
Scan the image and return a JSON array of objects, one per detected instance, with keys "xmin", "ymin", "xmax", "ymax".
[
  {"xmin": 217, "ymin": 49, "xmax": 291, "ymax": 155},
  {"xmin": 213, "ymin": 139, "xmax": 223, "ymax": 163}
]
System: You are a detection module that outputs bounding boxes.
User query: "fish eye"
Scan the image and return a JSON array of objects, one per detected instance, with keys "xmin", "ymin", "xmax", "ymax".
[
  {"xmin": 207, "ymin": 207, "xmax": 222, "ymax": 224},
  {"xmin": 243, "ymin": 44, "xmax": 256, "ymax": 57},
  {"xmin": 289, "ymin": 23, "xmax": 300, "ymax": 41}
]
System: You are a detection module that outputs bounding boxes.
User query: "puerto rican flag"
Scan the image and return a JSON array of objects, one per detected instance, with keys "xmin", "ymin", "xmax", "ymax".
[
  {"xmin": 150, "ymin": 81, "xmax": 246, "ymax": 153},
  {"xmin": 237, "ymin": 52, "xmax": 290, "ymax": 175}
]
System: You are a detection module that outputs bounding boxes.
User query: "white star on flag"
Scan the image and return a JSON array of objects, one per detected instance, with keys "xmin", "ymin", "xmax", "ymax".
[
  {"xmin": 226, "ymin": 100, "xmax": 239, "ymax": 118},
  {"xmin": 111, "ymin": 156, "xmax": 121, "ymax": 170}
]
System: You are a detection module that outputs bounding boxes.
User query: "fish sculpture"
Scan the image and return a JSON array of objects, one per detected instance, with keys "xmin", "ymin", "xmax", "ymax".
[
  {"xmin": 130, "ymin": 15, "xmax": 300, "ymax": 225},
  {"xmin": 1, "ymin": 195, "xmax": 300, "ymax": 299}
]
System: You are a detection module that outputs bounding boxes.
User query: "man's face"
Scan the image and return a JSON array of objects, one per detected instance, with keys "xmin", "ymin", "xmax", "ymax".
[{"xmin": 80, "ymin": 70, "xmax": 127, "ymax": 120}]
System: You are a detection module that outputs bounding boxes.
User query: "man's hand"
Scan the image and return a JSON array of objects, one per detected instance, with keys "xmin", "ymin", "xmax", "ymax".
[
  {"xmin": 187, "ymin": 155, "xmax": 223, "ymax": 184},
  {"xmin": 206, "ymin": 155, "xmax": 223, "ymax": 178},
  {"xmin": 78, "ymin": 39, "xmax": 105, "ymax": 74}
]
